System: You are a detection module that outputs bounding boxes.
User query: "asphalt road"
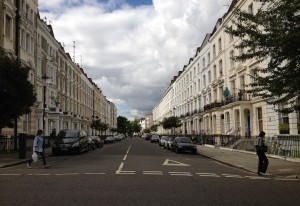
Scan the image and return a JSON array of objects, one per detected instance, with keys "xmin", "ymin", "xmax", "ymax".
[{"xmin": 0, "ymin": 137, "xmax": 299, "ymax": 206}]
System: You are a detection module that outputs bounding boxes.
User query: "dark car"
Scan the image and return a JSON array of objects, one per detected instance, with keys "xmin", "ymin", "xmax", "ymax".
[
  {"xmin": 150, "ymin": 135, "xmax": 160, "ymax": 143},
  {"xmin": 52, "ymin": 129, "xmax": 89, "ymax": 155},
  {"xmin": 170, "ymin": 137, "xmax": 197, "ymax": 154},
  {"xmin": 90, "ymin": 136, "xmax": 104, "ymax": 148}
]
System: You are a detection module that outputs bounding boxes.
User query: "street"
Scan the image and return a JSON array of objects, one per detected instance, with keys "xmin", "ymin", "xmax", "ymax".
[{"xmin": 0, "ymin": 137, "xmax": 299, "ymax": 206}]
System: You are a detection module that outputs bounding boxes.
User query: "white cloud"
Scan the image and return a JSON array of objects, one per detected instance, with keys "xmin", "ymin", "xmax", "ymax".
[{"xmin": 39, "ymin": 0, "xmax": 232, "ymax": 119}]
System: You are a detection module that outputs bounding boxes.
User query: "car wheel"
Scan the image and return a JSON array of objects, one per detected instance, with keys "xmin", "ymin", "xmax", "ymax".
[{"xmin": 175, "ymin": 148, "xmax": 180, "ymax": 153}]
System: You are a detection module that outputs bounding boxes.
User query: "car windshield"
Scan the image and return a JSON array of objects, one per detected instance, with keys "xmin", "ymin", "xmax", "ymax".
[
  {"xmin": 178, "ymin": 138, "xmax": 191, "ymax": 143},
  {"xmin": 57, "ymin": 130, "xmax": 79, "ymax": 138},
  {"xmin": 161, "ymin": 136, "xmax": 168, "ymax": 140}
]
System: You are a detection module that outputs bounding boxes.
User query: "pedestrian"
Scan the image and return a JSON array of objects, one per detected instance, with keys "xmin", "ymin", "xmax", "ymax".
[
  {"xmin": 256, "ymin": 131, "xmax": 268, "ymax": 176},
  {"xmin": 26, "ymin": 129, "xmax": 50, "ymax": 169}
]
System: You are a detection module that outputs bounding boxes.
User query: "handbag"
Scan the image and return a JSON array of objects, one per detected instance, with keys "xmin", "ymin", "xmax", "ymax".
[{"xmin": 32, "ymin": 152, "xmax": 38, "ymax": 162}]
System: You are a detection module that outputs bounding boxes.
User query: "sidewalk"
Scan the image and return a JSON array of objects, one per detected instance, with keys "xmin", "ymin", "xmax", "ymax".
[
  {"xmin": 0, "ymin": 147, "xmax": 52, "ymax": 168},
  {"xmin": 1, "ymin": 145, "xmax": 299, "ymax": 179},
  {"xmin": 197, "ymin": 145, "xmax": 300, "ymax": 179}
]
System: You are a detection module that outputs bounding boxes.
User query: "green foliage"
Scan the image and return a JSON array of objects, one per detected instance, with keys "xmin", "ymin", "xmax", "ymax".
[
  {"xmin": 150, "ymin": 124, "xmax": 159, "ymax": 132},
  {"xmin": 0, "ymin": 48, "xmax": 36, "ymax": 131},
  {"xmin": 117, "ymin": 116, "xmax": 128, "ymax": 134},
  {"xmin": 225, "ymin": 0, "xmax": 300, "ymax": 112},
  {"xmin": 126, "ymin": 119, "xmax": 142, "ymax": 136},
  {"xmin": 143, "ymin": 128, "xmax": 151, "ymax": 133},
  {"xmin": 278, "ymin": 123, "xmax": 289, "ymax": 134},
  {"xmin": 161, "ymin": 116, "xmax": 182, "ymax": 135}
]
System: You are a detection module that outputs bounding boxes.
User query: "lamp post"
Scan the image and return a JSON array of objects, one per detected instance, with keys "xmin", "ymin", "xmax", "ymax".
[{"xmin": 42, "ymin": 75, "xmax": 49, "ymax": 131}]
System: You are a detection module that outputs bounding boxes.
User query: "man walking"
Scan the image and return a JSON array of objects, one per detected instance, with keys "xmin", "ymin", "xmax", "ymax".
[
  {"xmin": 27, "ymin": 129, "xmax": 50, "ymax": 168},
  {"xmin": 256, "ymin": 131, "xmax": 268, "ymax": 176}
]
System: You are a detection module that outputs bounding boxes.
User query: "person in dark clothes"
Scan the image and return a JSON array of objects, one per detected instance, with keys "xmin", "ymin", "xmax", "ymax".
[{"xmin": 256, "ymin": 131, "xmax": 268, "ymax": 176}]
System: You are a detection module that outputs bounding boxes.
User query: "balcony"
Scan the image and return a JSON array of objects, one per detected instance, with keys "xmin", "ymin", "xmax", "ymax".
[{"xmin": 203, "ymin": 92, "xmax": 251, "ymax": 111}]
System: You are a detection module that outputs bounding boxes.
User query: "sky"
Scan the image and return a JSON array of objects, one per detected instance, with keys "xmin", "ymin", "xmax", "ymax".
[{"xmin": 39, "ymin": 0, "xmax": 232, "ymax": 120}]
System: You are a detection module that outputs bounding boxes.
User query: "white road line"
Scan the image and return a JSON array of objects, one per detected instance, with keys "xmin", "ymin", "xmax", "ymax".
[
  {"xmin": 169, "ymin": 172, "xmax": 193, "ymax": 176},
  {"xmin": 116, "ymin": 162, "xmax": 124, "ymax": 173},
  {"xmin": 0, "ymin": 174, "xmax": 22, "ymax": 176},
  {"xmin": 143, "ymin": 171, "xmax": 163, "ymax": 175},
  {"xmin": 245, "ymin": 176, "xmax": 270, "ymax": 180},
  {"xmin": 84, "ymin": 173, "xmax": 106, "ymax": 175},
  {"xmin": 196, "ymin": 173, "xmax": 221, "ymax": 177},
  {"xmin": 54, "ymin": 173, "xmax": 79, "ymax": 176},
  {"xmin": 28, "ymin": 174, "xmax": 51, "ymax": 176},
  {"xmin": 222, "ymin": 174, "xmax": 244, "ymax": 178},
  {"xmin": 123, "ymin": 154, "xmax": 128, "ymax": 161},
  {"xmin": 116, "ymin": 171, "xmax": 136, "ymax": 175}
]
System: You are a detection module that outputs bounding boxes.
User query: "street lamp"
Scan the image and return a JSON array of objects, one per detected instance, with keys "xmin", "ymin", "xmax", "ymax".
[{"xmin": 42, "ymin": 75, "xmax": 49, "ymax": 131}]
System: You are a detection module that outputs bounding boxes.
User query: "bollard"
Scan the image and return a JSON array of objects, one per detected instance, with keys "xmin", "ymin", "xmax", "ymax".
[{"xmin": 18, "ymin": 133, "xmax": 27, "ymax": 159}]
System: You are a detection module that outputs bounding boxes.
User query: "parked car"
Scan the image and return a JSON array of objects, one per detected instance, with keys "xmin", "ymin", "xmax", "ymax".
[
  {"xmin": 145, "ymin": 135, "xmax": 151, "ymax": 141},
  {"xmin": 150, "ymin": 135, "xmax": 160, "ymax": 143},
  {"xmin": 158, "ymin": 136, "xmax": 168, "ymax": 146},
  {"xmin": 52, "ymin": 129, "xmax": 89, "ymax": 155},
  {"xmin": 87, "ymin": 136, "xmax": 96, "ymax": 150},
  {"xmin": 164, "ymin": 136, "xmax": 175, "ymax": 150},
  {"xmin": 90, "ymin": 136, "xmax": 104, "ymax": 148},
  {"xmin": 104, "ymin": 136, "xmax": 115, "ymax": 143},
  {"xmin": 170, "ymin": 137, "xmax": 197, "ymax": 154}
]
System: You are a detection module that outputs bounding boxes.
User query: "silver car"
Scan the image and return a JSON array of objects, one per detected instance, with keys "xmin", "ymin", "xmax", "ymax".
[
  {"xmin": 159, "ymin": 136, "xmax": 168, "ymax": 146},
  {"xmin": 164, "ymin": 136, "xmax": 175, "ymax": 150}
]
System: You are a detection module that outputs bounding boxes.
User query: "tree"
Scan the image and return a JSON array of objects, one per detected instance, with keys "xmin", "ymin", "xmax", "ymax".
[
  {"xmin": 0, "ymin": 48, "xmax": 36, "ymax": 132},
  {"xmin": 225, "ymin": 0, "xmax": 300, "ymax": 113},
  {"xmin": 90, "ymin": 118, "xmax": 101, "ymax": 134},
  {"xmin": 161, "ymin": 116, "xmax": 182, "ymax": 135},
  {"xmin": 117, "ymin": 116, "xmax": 128, "ymax": 134},
  {"xmin": 150, "ymin": 124, "xmax": 159, "ymax": 132},
  {"xmin": 126, "ymin": 119, "xmax": 142, "ymax": 136}
]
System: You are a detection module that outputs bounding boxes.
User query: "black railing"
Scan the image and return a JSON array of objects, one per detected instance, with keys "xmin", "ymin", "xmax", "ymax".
[{"xmin": 0, "ymin": 135, "xmax": 53, "ymax": 153}]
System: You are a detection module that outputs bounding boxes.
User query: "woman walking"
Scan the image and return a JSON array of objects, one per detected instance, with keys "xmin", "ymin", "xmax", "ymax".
[{"xmin": 26, "ymin": 129, "xmax": 50, "ymax": 169}]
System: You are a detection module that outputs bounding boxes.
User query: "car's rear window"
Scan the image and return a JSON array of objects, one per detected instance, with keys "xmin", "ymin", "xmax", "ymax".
[
  {"xmin": 57, "ymin": 130, "xmax": 79, "ymax": 138},
  {"xmin": 178, "ymin": 138, "xmax": 191, "ymax": 143}
]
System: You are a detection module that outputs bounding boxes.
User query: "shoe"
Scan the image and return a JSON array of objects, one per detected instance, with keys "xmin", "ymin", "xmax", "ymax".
[
  {"xmin": 43, "ymin": 165, "xmax": 50, "ymax": 168},
  {"xmin": 26, "ymin": 164, "xmax": 31, "ymax": 169},
  {"xmin": 257, "ymin": 172, "xmax": 265, "ymax": 176}
]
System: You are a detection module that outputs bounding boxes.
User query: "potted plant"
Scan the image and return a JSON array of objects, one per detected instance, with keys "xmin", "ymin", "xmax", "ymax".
[{"xmin": 278, "ymin": 123, "xmax": 289, "ymax": 134}]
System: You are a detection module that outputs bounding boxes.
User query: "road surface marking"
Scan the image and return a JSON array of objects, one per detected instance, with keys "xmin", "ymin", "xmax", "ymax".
[
  {"xmin": 222, "ymin": 174, "xmax": 244, "ymax": 178},
  {"xmin": 163, "ymin": 159, "xmax": 190, "ymax": 166},
  {"xmin": 169, "ymin": 172, "xmax": 193, "ymax": 176},
  {"xmin": 28, "ymin": 174, "xmax": 51, "ymax": 176},
  {"xmin": 0, "ymin": 174, "xmax": 22, "ymax": 176},
  {"xmin": 123, "ymin": 154, "xmax": 128, "ymax": 161},
  {"xmin": 54, "ymin": 173, "xmax": 79, "ymax": 176},
  {"xmin": 143, "ymin": 171, "xmax": 163, "ymax": 175},
  {"xmin": 245, "ymin": 176, "xmax": 270, "ymax": 180},
  {"xmin": 85, "ymin": 173, "xmax": 106, "ymax": 175},
  {"xmin": 196, "ymin": 173, "xmax": 220, "ymax": 177}
]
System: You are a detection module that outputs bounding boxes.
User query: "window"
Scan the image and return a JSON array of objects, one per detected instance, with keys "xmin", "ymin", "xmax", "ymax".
[
  {"xmin": 239, "ymin": 75, "xmax": 245, "ymax": 90},
  {"xmin": 219, "ymin": 60, "xmax": 223, "ymax": 75},
  {"xmin": 229, "ymin": 26, "xmax": 234, "ymax": 42},
  {"xmin": 230, "ymin": 50, "xmax": 235, "ymax": 68},
  {"xmin": 202, "ymin": 57, "xmax": 206, "ymax": 69},
  {"xmin": 213, "ymin": 65, "xmax": 217, "ymax": 80},
  {"xmin": 207, "ymin": 52, "xmax": 210, "ymax": 64},
  {"xmin": 218, "ymin": 38, "xmax": 222, "ymax": 52},
  {"xmin": 208, "ymin": 71, "xmax": 211, "ymax": 84},
  {"xmin": 257, "ymin": 108, "xmax": 263, "ymax": 132},
  {"xmin": 213, "ymin": 44, "xmax": 216, "ymax": 58},
  {"xmin": 248, "ymin": 3, "xmax": 253, "ymax": 14},
  {"xmin": 250, "ymin": 69, "xmax": 258, "ymax": 84},
  {"xmin": 203, "ymin": 75, "xmax": 206, "ymax": 87},
  {"xmin": 5, "ymin": 14, "xmax": 12, "ymax": 38},
  {"xmin": 230, "ymin": 80, "xmax": 236, "ymax": 94}
]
